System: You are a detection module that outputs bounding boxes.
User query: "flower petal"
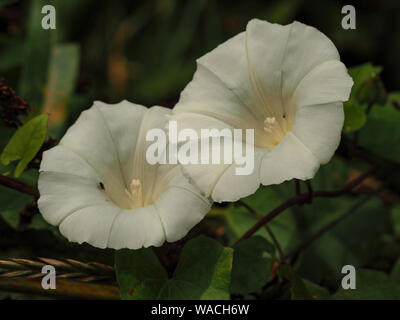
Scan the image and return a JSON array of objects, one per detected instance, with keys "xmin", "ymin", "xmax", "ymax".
[
  {"xmin": 279, "ymin": 21, "xmax": 340, "ymax": 99},
  {"xmin": 211, "ymin": 152, "xmax": 264, "ymax": 202},
  {"xmin": 59, "ymin": 204, "xmax": 120, "ymax": 249},
  {"xmin": 259, "ymin": 132, "xmax": 320, "ymax": 185},
  {"xmin": 155, "ymin": 173, "xmax": 211, "ymax": 242},
  {"xmin": 292, "ymin": 60, "xmax": 353, "ymax": 109},
  {"xmin": 174, "ymin": 64, "xmax": 259, "ymax": 131},
  {"xmin": 107, "ymin": 206, "xmax": 165, "ymax": 250},
  {"xmin": 292, "ymin": 102, "xmax": 344, "ymax": 164},
  {"xmin": 38, "ymin": 171, "xmax": 108, "ymax": 225}
]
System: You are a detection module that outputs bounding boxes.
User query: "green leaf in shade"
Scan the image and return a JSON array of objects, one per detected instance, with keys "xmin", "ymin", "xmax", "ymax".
[
  {"xmin": 0, "ymin": 114, "xmax": 48, "ymax": 177},
  {"xmin": 0, "ymin": 169, "xmax": 37, "ymax": 229},
  {"xmin": 19, "ymin": 0, "xmax": 53, "ymax": 108},
  {"xmin": 289, "ymin": 157, "xmax": 390, "ymax": 287},
  {"xmin": 115, "ymin": 236, "xmax": 233, "ymax": 300},
  {"xmin": 225, "ymin": 186, "xmax": 297, "ymax": 252},
  {"xmin": 278, "ymin": 264, "xmax": 312, "ymax": 300},
  {"xmin": 115, "ymin": 247, "xmax": 168, "ymax": 300},
  {"xmin": 333, "ymin": 269, "xmax": 400, "ymax": 300},
  {"xmin": 0, "ymin": 185, "xmax": 34, "ymax": 229},
  {"xmin": 343, "ymin": 101, "xmax": 367, "ymax": 132},
  {"xmin": 42, "ymin": 43, "xmax": 80, "ymax": 131},
  {"xmin": 231, "ymin": 236, "xmax": 276, "ymax": 295},
  {"xmin": 357, "ymin": 74, "xmax": 387, "ymax": 106},
  {"xmin": 348, "ymin": 63, "xmax": 383, "ymax": 99},
  {"xmin": 343, "ymin": 63, "xmax": 384, "ymax": 132},
  {"xmin": 296, "ymin": 196, "xmax": 388, "ymax": 287},
  {"xmin": 303, "ymin": 279, "xmax": 331, "ymax": 300},
  {"xmin": 358, "ymin": 92, "xmax": 400, "ymax": 164}
]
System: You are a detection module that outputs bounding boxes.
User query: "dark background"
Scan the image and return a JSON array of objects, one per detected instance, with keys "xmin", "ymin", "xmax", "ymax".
[{"xmin": 1, "ymin": 0, "xmax": 399, "ymax": 113}]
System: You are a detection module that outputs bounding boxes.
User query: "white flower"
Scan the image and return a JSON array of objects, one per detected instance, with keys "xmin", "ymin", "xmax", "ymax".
[
  {"xmin": 171, "ymin": 19, "xmax": 354, "ymax": 202},
  {"xmin": 38, "ymin": 101, "xmax": 211, "ymax": 249}
]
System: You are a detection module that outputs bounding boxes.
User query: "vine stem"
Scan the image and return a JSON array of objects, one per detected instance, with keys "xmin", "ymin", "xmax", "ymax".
[
  {"xmin": 0, "ymin": 174, "xmax": 39, "ymax": 198},
  {"xmin": 238, "ymin": 200, "xmax": 285, "ymax": 263},
  {"xmin": 234, "ymin": 164, "xmax": 378, "ymax": 246}
]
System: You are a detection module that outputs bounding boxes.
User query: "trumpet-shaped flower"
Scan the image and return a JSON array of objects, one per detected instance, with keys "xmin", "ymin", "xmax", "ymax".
[
  {"xmin": 171, "ymin": 19, "xmax": 354, "ymax": 202},
  {"xmin": 38, "ymin": 101, "xmax": 211, "ymax": 249}
]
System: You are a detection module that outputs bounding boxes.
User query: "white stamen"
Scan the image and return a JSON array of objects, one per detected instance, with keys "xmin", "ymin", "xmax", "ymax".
[{"xmin": 263, "ymin": 117, "xmax": 276, "ymax": 133}]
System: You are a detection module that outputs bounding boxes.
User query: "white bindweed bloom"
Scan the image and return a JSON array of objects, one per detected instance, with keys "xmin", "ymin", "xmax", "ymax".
[
  {"xmin": 38, "ymin": 101, "xmax": 211, "ymax": 249},
  {"xmin": 171, "ymin": 19, "xmax": 354, "ymax": 202}
]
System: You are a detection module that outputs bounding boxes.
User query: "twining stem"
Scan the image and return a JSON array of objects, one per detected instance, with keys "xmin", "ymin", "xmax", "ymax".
[
  {"xmin": 238, "ymin": 200, "xmax": 285, "ymax": 263},
  {"xmin": 0, "ymin": 174, "xmax": 39, "ymax": 198},
  {"xmin": 234, "ymin": 164, "xmax": 378, "ymax": 246}
]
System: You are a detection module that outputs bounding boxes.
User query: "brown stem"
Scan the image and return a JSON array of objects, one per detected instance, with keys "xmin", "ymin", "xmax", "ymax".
[
  {"xmin": 234, "ymin": 164, "xmax": 378, "ymax": 246},
  {"xmin": 0, "ymin": 174, "xmax": 39, "ymax": 198},
  {"xmin": 238, "ymin": 200, "xmax": 285, "ymax": 263}
]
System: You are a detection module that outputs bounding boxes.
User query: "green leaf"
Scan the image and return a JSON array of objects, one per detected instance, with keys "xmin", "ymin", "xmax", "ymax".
[
  {"xmin": 225, "ymin": 186, "xmax": 297, "ymax": 252},
  {"xmin": 358, "ymin": 92, "xmax": 400, "ymax": 164},
  {"xmin": 0, "ymin": 114, "xmax": 48, "ymax": 177},
  {"xmin": 290, "ymin": 158, "xmax": 390, "ymax": 287},
  {"xmin": 333, "ymin": 269, "xmax": 400, "ymax": 300},
  {"xmin": 115, "ymin": 247, "xmax": 168, "ymax": 300},
  {"xmin": 296, "ymin": 195, "xmax": 389, "ymax": 287},
  {"xmin": 343, "ymin": 102, "xmax": 367, "ymax": 132},
  {"xmin": 231, "ymin": 236, "xmax": 276, "ymax": 294},
  {"xmin": 0, "ymin": 186, "xmax": 34, "ymax": 229},
  {"xmin": 348, "ymin": 63, "xmax": 383, "ymax": 99},
  {"xmin": 357, "ymin": 74, "xmax": 387, "ymax": 106},
  {"xmin": 343, "ymin": 63, "xmax": 384, "ymax": 132},
  {"xmin": 303, "ymin": 279, "xmax": 331, "ymax": 300},
  {"xmin": 115, "ymin": 236, "xmax": 233, "ymax": 300},
  {"xmin": 278, "ymin": 264, "xmax": 312, "ymax": 300}
]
